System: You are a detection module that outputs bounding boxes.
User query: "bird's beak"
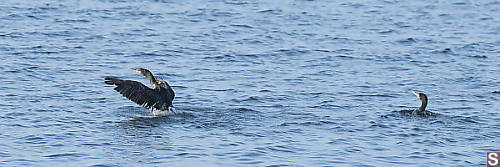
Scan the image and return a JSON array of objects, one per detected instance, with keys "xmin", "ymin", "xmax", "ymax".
[
  {"xmin": 130, "ymin": 68, "xmax": 141, "ymax": 74},
  {"xmin": 412, "ymin": 91, "xmax": 420, "ymax": 98}
]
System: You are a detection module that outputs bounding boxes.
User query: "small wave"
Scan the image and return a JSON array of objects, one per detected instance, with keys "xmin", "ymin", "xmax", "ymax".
[
  {"xmin": 267, "ymin": 145, "xmax": 298, "ymax": 153},
  {"xmin": 380, "ymin": 110, "xmax": 439, "ymax": 119},
  {"xmin": 89, "ymin": 164, "xmax": 120, "ymax": 167},
  {"xmin": 313, "ymin": 49, "xmax": 332, "ymax": 53},
  {"xmin": 438, "ymin": 107, "xmax": 474, "ymax": 111},
  {"xmin": 234, "ymin": 107, "xmax": 259, "ymax": 113},
  {"xmin": 278, "ymin": 120, "xmax": 336, "ymax": 127},
  {"xmin": 311, "ymin": 104, "xmax": 350, "ymax": 109},
  {"xmin": 432, "ymin": 48, "xmax": 453, "ymax": 54},
  {"xmin": 200, "ymin": 88, "xmax": 238, "ymax": 92},
  {"xmin": 230, "ymin": 24, "xmax": 253, "ymax": 28},
  {"xmin": 203, "ymin": 54, "xmax": 235, "ymax": 60},
  {"xmin": 470, "ymin": 55, "xmax": 487, "ymax": 58},
  {"xmin": 224, "ymin": 0, "xmax": 249, "ymax": 5},
  {"xmin": 122, "ymin": 112, "xmax": 195, "ymax": 127},
  {"xmin": 257, "ymin": 9, "xmax": 282, "ymax": 14},
  {"xmin": 44, "ymin": 153, "xmax": 87, "ymax": 158},
  {"xmin": 379, "ymin": 29, "xmax": 396, "ymax": 34},
  {"xmin": 231, "ymin": 96, "xmax": 262, "ymax": 103},
  {"xmin": 396, "ymin": 37, "xmax": 417, "ymax": 44},
  {"xmin": 351, "ymin": 94, "xmax": 397, "ymax": 98}
]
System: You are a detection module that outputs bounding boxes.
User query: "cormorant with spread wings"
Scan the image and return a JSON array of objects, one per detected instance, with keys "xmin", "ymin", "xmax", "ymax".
[{"xmin": 105, "ymin": 68, "xmax": 175, "ymax": 112}]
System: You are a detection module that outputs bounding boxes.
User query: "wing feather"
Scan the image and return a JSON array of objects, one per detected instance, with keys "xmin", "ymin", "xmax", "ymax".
[{"xmin": 105, "ymin": 77, "xmax": 167, "ymax": 110}]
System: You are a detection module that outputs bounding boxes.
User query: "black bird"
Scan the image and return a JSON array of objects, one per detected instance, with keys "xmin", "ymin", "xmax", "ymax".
[
  {"xmin": 105, "ymin": 68, "xmax": 175, "ymax": 113},
  {"xmin": 410, "ymin": 91, "xmax": 431, "ymax": 116}
]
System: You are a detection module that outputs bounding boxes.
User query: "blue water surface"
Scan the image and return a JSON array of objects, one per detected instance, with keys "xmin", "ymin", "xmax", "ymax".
[{"xmin": 0, "ymin": 0, "xmax": 499, "ymax": 166}]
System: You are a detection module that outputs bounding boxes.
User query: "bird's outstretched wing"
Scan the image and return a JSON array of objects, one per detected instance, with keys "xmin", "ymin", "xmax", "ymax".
[{"xmin": 105, "ymin": 77, "xmax": 166, "ymax": 110}]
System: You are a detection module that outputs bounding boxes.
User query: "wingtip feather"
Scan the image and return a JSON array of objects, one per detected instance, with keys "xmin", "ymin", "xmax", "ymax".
[{"xmin": 104, "ymin": 77, "xmax": 121, "ymax": 85}]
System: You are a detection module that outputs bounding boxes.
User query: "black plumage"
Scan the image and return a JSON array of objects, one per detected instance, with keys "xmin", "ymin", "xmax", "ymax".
[
  {"xmin": 105, "ymin": 68, "xmax": 175, "ymax": 112},
  {"xmin": 411, "ymin": 91, "xmax": 431, "ymax": 116}
]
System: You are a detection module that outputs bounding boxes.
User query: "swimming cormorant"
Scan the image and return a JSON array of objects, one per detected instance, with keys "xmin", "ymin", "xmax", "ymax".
[
  {"xmin": 105, "ymin": 68, "xmax": 175, "ymax": 112},
  {"xmin": 410, "ymin": 91, "xmax": 431, "ymax": 116}
]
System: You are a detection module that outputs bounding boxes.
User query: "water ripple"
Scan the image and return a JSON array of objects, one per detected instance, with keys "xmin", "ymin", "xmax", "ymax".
[{"xmin": 0, "ymin": 0, "xmax": 497, "ymax": 166}]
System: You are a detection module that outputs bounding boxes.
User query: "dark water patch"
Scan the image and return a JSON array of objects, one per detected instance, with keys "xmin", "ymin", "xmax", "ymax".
[
  {"xmin": 231, "ymin": 96, "xmax": 263, "ymax": 103},
  {"xmin": 224, "ymin": 0, "xmax": 251, "ymax": 5},
  {"xmin": 43, "ymin": 153, "xmax": 88, "ymax": 158},
  {"xmin": 257, "ymin": 9, "xmax": 282, "ymax": 14},
  {"xmin": 233, "ymin": 107, "xmax": 259, "ymax": 113},
  {"xmin": 438, "ymin": 106, "xmax": 474, "ymax": 111},
  {"xmin": 203, "ymin": 54, "xmax": 235, "ymax": 60},
  {"xmin": 334, "ymin": 48, "xmax": 354, "ymax": 54},
  {"xmin": 432, "ymin": 48, "xmax": 454, "ymax": 54},
  {"xmin": 0, "ymin": 32, "xmax": 24, "ymax": 38},
  {"xmin": 4, "ymin": 112, "xmax": 28, "ymax": 117},
  {"xmin": 54, "ymin": 18, "xmax": 90, "ymax": 23},
  {"xmin": 378, "ymin": 29, "xmax": 396, "ymax": 34},
  {"xmin": 0, "ymin": 151, "xmax": 9, "ymax": 158},
  {"xmin": 127, "ymin": 52, "xmax": 166, "ymax": 57},
  {"xmin": 334, "ymin": 54, "xmax": 372, "ymax": 61},
  {"xmin": 230, "ymin": 24, "xmax": 253, "ymax": 29},
  {"xmin": 267, "ymin": 145, "xmax": 298, "ymax": 154},
  {"xmin": 16, "ymin": 135, "xmax": 46, "ymax": 145},
  {"xmin": 311, "ymin": 104, "xmax": 349, "ymax": 109},
  {"xmin": 278, "ymin": 120, "xmax": 336, "ymax": 127},
  {"xmin": 201, "ymin": 88, "xmax": 239, "ymax": 92},
  {"xmin": 470, "ymin": 55, "xmax": 487, "ymax": 59},
  {"xmin": 264, "ymin": 165, "xmax": 294, "ymax": 167},
  {"xmin": 396, "ymin": 37, "xmax": 417, "ymax": 45},
  {"xmin": 312, "ymin": 49, "xmax": 332, "ymax": 53},
  {"xmin": 274, "ymin": 49, "xmax": 310, "ymax": 56},
  {"xmin": 89, "ymin": 164, "xmax": 121, "ymax": 167}
]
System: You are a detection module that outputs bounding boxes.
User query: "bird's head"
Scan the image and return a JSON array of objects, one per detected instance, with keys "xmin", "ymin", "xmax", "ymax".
[
  {"xmin": 412, "ymin": 91, "xmax": 428, "ymax": 111},
  {"xmin": 412, "ymin": 91, "xmax": 427, "ymax": 102},
  {"xmin": 130, "ymin": 68, "xmax": 153, "ymax": 77}
]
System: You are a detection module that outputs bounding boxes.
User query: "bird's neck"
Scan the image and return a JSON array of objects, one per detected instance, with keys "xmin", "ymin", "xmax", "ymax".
[
  {"xmin": 419, "ymin": 98, "xmax": 428, "ymax": 112},
  {"xmin": 145, "ymin": 73, "xmax": 160, "ymax": 89},
  {"xmin": 150, "ymin": 79, "xmax": 159, "ymax": 89}
]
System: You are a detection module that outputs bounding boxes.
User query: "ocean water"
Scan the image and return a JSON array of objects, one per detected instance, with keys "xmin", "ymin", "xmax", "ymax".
[{"xmin": 0, "ymin": 0, "xmax": 499, "ymax": 166}]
